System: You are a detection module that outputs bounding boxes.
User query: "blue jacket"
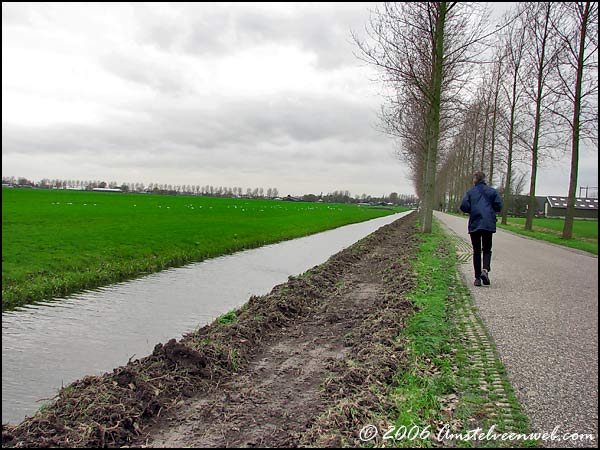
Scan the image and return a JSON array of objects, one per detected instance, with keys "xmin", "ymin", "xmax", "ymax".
[{"xmin": 460, "ymin": 182, "xmax": 503, "ymax": 233}]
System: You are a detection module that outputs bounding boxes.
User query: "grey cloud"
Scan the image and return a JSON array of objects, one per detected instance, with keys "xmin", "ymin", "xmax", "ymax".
[
  {"xmin": 2, "ymin": 120, "xmax": 389, "ymax": 181},
  {"xmin": 134, "ymin": 4, "xmax": 369, "ymax": 70},
  {"xmin": 575, "ymin": 153, "xmax": 599, "ymax": 187},
  {"xmin": 2, "ymin": 93, "xmax": 383, "ymax": 169},
  {"xmin": 228, "ymin": 96, "xmax": 379, "ymax": 144},
  {"xmin": 534, "ymin": 150, "xmax": 598, "ymax": 196},
  {"xmin": 135, "ymin": 19, "xmax": 179, "ymax": 53},
  {"xmin": 132, "ymin": 3, "xmax": 232, "ymax": 55},
  {"xmin": 1, "ymin": 3, "xmax": 413, "ymax": 196},
  {"xmin": 99, "ymin": 51, "xmax": 192, "ymax": 96},
  {"xmin": 233, "ymin": 7, "xmax": 365, "ymax": 69},
  {"xmin": 132, "ymin": 94, "xmax": 382, "ymax": 152}
]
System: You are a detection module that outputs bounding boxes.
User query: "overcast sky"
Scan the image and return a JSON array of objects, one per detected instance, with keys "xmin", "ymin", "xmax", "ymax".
[{"xmin": 2, "ymin": 3, "xmax": 597, "ymax": 197}]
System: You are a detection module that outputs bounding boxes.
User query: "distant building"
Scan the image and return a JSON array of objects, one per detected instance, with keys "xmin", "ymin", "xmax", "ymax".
[
  {"xmin": 92, "ymin": 188, "xmax": 123, "ymax": 193},
  {"xmin": 545, "ymin": 196, "xmax": 598, "ymax": 219},
  {"xmin": 510, "ymin": 195, "xmax": 546, "ymax": 217}
]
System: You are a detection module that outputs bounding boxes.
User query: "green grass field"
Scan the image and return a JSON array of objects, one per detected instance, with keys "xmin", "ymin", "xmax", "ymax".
[
  {"xmin": 2, "ymin": 188, "xmax": 407, "ymax": 310},
  {"xmin": 498, "ymin": 217, "xmax": 598, "ymax": 255}
]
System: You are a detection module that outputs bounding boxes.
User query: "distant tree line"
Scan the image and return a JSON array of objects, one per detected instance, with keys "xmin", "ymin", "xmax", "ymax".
[
  {"xmin": 300, "ymin": 191, "xmax": 418, "ymax": 207},
  {"xmin": 1, "ymin": 176, "xmax": 281, "ymax": 199},
  {"xmin": 1, "ymin": 176, "xmax": 418, "ymax": 206}
]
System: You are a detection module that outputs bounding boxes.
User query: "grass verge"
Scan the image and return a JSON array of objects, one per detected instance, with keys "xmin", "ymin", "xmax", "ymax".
[
  {"xmin": 497, "ymin": 222, "xmax": 597, "ymax": 255},
  {"xmin": 381, "ymin": 219, "xmax": 536, "ymax": 447}
]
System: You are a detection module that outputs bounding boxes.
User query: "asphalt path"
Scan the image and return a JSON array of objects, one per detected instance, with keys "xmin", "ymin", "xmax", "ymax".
[{"xmin": 435, "ymin": 212, "xmax": 598, "ymax": 448}]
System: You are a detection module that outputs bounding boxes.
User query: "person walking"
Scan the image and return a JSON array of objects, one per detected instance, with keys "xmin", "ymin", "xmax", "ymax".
[{"xmin": 460, "ymin": 171, "xmax": 503, "ymax": 286}]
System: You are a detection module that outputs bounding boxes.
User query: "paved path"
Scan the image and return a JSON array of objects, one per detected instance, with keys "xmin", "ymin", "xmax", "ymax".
[{"xmin": 435, "ymin": 212, "xmax": 598, "ymax": 448}]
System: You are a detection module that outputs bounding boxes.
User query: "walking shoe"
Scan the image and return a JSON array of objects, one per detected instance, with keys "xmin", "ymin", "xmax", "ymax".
[
  {"xmin": 474, "ymin": 278, "xmax": 482, "ymax": 287},
  {"xmin": 481, "ymin": 269, "xmax": 490, "ymax": 286}
]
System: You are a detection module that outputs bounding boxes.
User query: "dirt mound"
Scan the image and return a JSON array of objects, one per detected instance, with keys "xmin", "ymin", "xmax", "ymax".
[
  {"xmin": 3, "ymin": 212, "xmax": 418, "ymax": 448},
  {"xmin": 299, "ymin": 215, "xmax": 418, "ymax": 447}
]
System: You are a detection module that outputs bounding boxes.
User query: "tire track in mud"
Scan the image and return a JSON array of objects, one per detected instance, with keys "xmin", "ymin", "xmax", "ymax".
[{"xmin": 148, "ymin": 281, "xmax": 377, "ymax": 448}]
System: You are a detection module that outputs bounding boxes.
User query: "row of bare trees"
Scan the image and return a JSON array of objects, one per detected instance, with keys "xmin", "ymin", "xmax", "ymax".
[
  {"xmin": 357, "ymin": 2, "xmax": 598, "ymax": 238},
  {"xmin": 2, "ymin": 176, "xmax": 281, "ymax": 199}
]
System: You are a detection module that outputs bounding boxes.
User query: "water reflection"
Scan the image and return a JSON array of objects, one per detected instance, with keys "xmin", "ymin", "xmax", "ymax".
[{"xmin": 2, "ymin": 211, "xmax": 411, "ymax": 423}]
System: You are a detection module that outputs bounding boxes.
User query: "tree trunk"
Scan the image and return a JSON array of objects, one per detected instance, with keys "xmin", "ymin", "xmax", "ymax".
[
  {"xmin": 471, "ymin": 115, "xmax": 478, "ymax": 172},
  {"xmin": 489, "ymin": 83, "xmax": 501, "ymax": 184},
  {"xmin": 563, "ymin": 2, "xmax": 589, "ymax": 240},
  {"xmin": 480, "ymin": 101, "xmax": 490, "ymax": 171},
  {"xmin": 525, "ymin": 4, "xmax": 551, "ymax": 231},
  {"xmin": 421, "ymin": 2, "xmax": 447, "ymax": 234},
  {"xmin": 502, "ymin": 68, "xmax": 519, "ymax": 226}
]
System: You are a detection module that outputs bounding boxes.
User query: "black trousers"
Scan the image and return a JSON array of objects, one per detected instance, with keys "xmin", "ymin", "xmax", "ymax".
[{"xmin": 470, "ymin": 230, "xmax": 493, "ymax": 279}]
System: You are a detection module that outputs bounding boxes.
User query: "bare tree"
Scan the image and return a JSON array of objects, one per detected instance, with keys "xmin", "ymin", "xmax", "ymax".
[
  {"xmin": 550, "ymin": 2, "xmax": 598, "ymax": 239},
  {"xmin": 522, "ymin": 2, "xmax": 561, "ymax": 230},
  {"xmin": 436, "ymin": 98, "xmax": 487, "ymax": 212},
  {"xmin": 499, "ymin": 9, "xmax": 529, "ymax": 225},
  {"xmin": 354, "ymin": 2, "xmax": 490, "ymax": 232},
  {"xmin": 488, "ymin": 48, "xmax": 506, "ymax": 185}
]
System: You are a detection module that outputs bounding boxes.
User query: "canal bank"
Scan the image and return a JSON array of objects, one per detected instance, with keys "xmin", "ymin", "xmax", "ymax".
[{"xmin": 2, "ymin": 211, "xmax": 412, "ymax": 424}]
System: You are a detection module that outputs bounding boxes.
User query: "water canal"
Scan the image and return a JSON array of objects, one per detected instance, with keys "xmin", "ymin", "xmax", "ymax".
[{"xmin": 2, "ymin": 211, "xmax": 412, "ymax": 423}]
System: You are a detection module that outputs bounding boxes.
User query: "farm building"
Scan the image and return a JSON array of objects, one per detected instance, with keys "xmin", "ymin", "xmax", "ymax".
[
  {"xmin": 512, "ymin": 195, "xmax": 547, "ymax": 217},
  {"xmin": 92, "ymin": 188, "xmax": 123, "ymax": 193},
  {"xmin": 545, "ymin": 196, "xmax": 598, "ymax": 219}
]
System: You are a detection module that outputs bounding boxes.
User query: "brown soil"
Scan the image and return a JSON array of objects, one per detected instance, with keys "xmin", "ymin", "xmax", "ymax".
[{"xmin": 2, "ymin": 211, "xmax": 419, "ymax": 448}]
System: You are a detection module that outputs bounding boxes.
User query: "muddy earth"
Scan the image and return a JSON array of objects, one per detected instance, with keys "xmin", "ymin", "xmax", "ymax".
[{"xmin": 2, "ymin": 212, "xmax": 418, "ymax": 448}]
